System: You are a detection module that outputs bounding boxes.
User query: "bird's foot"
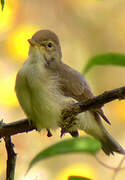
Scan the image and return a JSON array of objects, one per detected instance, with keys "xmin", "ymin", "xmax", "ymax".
[
  {"xmin": 60, "ymin": 128, "xmax": 79, "ymax": 138},
  {"xmin": 69, "ymin": 131, "xmax": 79, "ymax": 137},
  {"xmin": 60, "ymin": 128, "xmax": 68, "ymax": 138},
  {"xmin": 46, "ymin": 129, "xmax": 52, "ymax": 137}
]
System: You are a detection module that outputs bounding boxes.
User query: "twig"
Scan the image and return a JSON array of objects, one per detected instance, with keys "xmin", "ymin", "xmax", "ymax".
[
  {"xmin": 95, "ymin": 155, "xmax": 116, "ymax": 170},
  {"xmin": 0, "ymin": 86, "xmax": 125, "ymax": 138},
  {"xmin": 112, "ymin": 156, "xmax": 125, "ymax": 180},
  {"xmin": 4, "ymin": 136, "xmax": 17, "ymax": 180},
  {"xmin": 95, "ymin": 155, "xmax": 125, "ymax": 180}
]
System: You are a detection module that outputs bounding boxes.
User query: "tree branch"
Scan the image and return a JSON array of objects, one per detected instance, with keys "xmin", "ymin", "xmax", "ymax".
[
  {"xmin": 4, "ymin": 136, "xmax": 17, "ymax": 180},
  {"xmin": 62, "ymin": 86, "xmax": 125, "ymax": 119},
  {"xmin": 0, "ymin": 86, "xmax": 125, "ymax": 138},
  {"xmin": 0, "ymin": 119, "xmax": 36, "ymax": 138}
]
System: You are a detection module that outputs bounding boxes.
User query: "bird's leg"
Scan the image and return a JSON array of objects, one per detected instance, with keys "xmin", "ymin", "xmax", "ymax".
[{"xmin": 60, "ymin": 128, "xmax": 68, "ymax": 137}]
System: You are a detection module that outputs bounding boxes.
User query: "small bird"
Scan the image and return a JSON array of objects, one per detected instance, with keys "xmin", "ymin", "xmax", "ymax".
[{"xmin": 15, "ymin": 29, "xmax": 125, "ymax": 155}]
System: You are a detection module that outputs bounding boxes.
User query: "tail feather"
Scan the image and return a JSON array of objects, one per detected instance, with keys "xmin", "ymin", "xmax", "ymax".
[
  {"xmin": 78, "ymin": 111, "xmax": 125, "ymax": 156},
  {"xmin": 94, "ymin": 112, "xmax": 125, "ymax": 155},
  {"xmin": 100, "ymin": 129, "xmax": 125, "ymax": 155},
  {"xmin": 97, "ymin": 109, "xmax": 111, "ymax": 125}
]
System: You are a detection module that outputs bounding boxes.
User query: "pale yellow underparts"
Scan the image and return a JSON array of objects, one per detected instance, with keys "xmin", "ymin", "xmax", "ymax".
[{"xmin": 15, "ymin": 45, "xmax": 102, "ymax": 137}]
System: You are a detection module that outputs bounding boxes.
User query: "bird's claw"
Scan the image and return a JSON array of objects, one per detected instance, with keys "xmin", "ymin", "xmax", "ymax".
[{"xmin": 46, "ymin": 129, "xmax": 52, "ymax": 137}]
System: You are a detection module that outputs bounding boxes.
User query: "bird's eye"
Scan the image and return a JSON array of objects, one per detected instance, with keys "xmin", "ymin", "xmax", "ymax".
[{"xmin": 47, "ymin": 42, "xmax": 53, "ymax": 48}]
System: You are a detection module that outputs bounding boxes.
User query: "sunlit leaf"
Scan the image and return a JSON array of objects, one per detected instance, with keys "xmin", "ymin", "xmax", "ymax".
[
  {"xmin": 28, "ymin": 137, "xmax": 101, "ymax": 172},
  {"xmin": 1, "ymin": 0, "xmax": 5, "ymax": 10},
  {"xmin": 68, "ymin": 176, "xmax": 91, "ymax": 180},
  {"xmin": 0, "ymin": 0, "xmax": 17, "ymax": 33},
  {"xmin": 84, "ymin": 53, "xmax": 125, "ymax": 73}
]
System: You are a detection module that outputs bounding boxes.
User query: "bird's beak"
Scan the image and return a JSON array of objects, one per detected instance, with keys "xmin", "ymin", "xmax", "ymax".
[{"xmin": 28, "ymin": 39, "xmax": 40, "ymax": 47}]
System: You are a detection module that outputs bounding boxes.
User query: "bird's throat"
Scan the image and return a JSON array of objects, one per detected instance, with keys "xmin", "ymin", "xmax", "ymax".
[{"xmin": 29, "ymin": 46, "xmax": 46, "ymax": 65}]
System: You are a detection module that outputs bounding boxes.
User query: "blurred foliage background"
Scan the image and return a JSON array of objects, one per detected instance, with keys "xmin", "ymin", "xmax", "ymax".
[{"xmin": 0, "ymin": 0, "xmax": 125, "ymax": 179}]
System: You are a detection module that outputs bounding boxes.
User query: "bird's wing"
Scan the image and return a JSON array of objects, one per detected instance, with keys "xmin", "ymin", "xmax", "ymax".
[
  {"xmin": 54, "ymin": 63, "xmax": 110, "ymax": 124},
  {"xmin": 57, "ymin": 63, "xmax": 93, "ymax": 100}
]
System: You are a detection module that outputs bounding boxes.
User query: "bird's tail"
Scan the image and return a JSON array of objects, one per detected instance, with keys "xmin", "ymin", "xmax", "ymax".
[
  {"xmin": 99, "ymin": 126, "xmax": 125, "ymax": 155},
  {"xmin": 78, "ymin": 111, "xmax": 125, "ymax": 155}
]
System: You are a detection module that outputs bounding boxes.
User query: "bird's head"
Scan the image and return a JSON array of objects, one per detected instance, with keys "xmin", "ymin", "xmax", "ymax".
[{"xmin": 28, "ymin": 30, "xmax": 62, "ymax": 65}]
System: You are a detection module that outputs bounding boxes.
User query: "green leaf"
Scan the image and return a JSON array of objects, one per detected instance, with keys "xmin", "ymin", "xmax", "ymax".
[
  {"xmin": 1, "ymin": 0, "xmax": 5, "ymax": 11},
  {"xmin": 28, "ymin": 137, "xmax": 101, "ymax": 172},
  {"xmin": 84, "ymin": 53, "xmax": 125, "ymax": 73},
  {"xmin": 68, "ymin": 176, "xmax": 91, "ymax": 180}
]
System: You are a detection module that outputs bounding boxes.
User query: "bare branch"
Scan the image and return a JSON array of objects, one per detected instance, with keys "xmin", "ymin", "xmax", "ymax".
[
  {"xmin": 62, "ymin": 86, "xmax": 125, "ymax": 119},
  {"xmin": 0, "ymin": 119, "xmax": 36, "ymax": 138},
  {"xmin": 95, "ymin": 155, "xmax": 125, "ymax": 180},
  {"xmin": 112, "ymin": 156, "xmax": 125, "ymax": 180},
  {"xmin": 4, "ymin": 136, "xmax": 17, "ymax": 180}
]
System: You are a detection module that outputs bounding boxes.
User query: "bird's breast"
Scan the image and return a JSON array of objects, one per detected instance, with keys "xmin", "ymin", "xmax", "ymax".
[{"xmin": 15, "ymin": 59, "xmax": 69, "ymax": 129}]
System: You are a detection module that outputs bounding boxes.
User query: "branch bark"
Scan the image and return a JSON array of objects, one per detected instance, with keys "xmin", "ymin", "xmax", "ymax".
[
  {"xmin": 0, "ymin": 86, "xmax": 125, "ymax": 138},
  {"xmin": 4, "ymin": 136, "xmax": 17, "ymax": 180},
  {"xmin": 62, "ymin": 86, "xmax": 125, "ymax": 118},
  {"xmin": 0, "ymin": 119, "xmax": 36, "ymax": 138}
]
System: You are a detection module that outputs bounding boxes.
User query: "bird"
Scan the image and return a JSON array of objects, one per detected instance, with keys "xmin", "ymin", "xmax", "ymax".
[{"xmin": 15, "ymin": 29, "xmax": 125, "ymax": 155}]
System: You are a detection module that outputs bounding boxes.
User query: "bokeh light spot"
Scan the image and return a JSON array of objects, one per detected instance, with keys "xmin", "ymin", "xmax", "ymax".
[
  {"xmin": 113, "ymin": 101, "xmax": 125, "ymax": 122},
  {"xmin": 56, "ymin": 163, "xmax": 97, "ymax": 180},
  {"xmin": 6, "ymin": 25, "xmax": 39, "ymax": 61}
]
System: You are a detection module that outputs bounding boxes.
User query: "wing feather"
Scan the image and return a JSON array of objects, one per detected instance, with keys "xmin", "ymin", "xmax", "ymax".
[{"xmin": 49, "ymin": 62, "xmax": 110, "ymax": 124}]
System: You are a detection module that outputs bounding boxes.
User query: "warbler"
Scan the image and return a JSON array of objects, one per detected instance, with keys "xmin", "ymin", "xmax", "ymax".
[{"xmin": 15, "ymin": 29, "xmax": 125, "ymax": 155}]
